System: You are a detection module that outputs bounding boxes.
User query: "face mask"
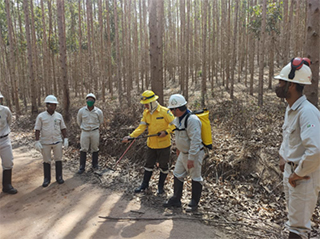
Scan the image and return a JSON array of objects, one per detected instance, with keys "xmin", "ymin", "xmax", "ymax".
[
  {"xmin": 87, "ymin": 100, "xmax": 94, "ymax": 107},
  {"xmin": 275, "ymin": 82, "xmax": 289, "ymax": 99}
]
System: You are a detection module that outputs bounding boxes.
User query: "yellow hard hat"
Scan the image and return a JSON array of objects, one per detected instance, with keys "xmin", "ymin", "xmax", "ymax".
[{"xmin": 140, "ymin": 90, "xmax": 159, "ymax": 104}]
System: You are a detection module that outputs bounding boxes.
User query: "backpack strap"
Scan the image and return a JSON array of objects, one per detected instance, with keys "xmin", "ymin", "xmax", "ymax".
[
  {"xmin": 173, "ymin": 113, "xmax": 191, "ymax": 131},
  {"xmin": 184, "ymin": 113, "xmax": 191, "ymax": 129}
]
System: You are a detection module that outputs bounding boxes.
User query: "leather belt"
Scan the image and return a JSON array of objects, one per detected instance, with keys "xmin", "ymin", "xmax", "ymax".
[
  {"xmin": 0, "ymin": 134, "xmax": 9, "ymax": 139},
  {"xmin": 181, "ymin": 147, "xmax": 204, "ymax": 154},
  {"xmin": 82, "ymin": 128, "xmax": 99, "ymax": 132}
]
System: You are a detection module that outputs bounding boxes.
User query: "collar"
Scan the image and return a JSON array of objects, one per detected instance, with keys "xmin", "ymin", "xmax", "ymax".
[
  {"xmin": 85, "ymin": 106, "xmax": 96, "ymax": 111},
  {"xmin": 178, "ymin": 109, "xmax": 191, "ymax": 123},
  {"xmin": 289, "ymin": 95, "xmax": 306, "ymax": 111}
]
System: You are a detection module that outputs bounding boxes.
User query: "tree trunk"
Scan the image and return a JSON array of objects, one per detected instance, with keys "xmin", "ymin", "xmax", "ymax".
[
  {"xmin": 23, "ymin": 0, "xmax": 38, "ymax": 114},
  {"xmin": 258, "ymin": 0, "xmax": 267, "ymax": 106},
  {"xmin": 5, "ymin": 0, "xmax": 20, "ymax": 116},
  {"xmin": 149, "ymin": 0, "xmax": 163, "ymax": 103},
  {"xmin": 304, "ymin": 0, "xmax": 319, "ymax": 107},
  {"xmin": 201, "ymin": 0, "xmax": 208, "ymax": 107},
  {"xmin": 57, "ymin": 0, "xmax": 70, "ymax": 121}
]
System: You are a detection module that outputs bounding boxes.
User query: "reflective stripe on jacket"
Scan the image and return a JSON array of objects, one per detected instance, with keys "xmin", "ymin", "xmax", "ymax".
[{"xmin": 130, "ymin": 104, "xmax": 175, "ymax": 149}]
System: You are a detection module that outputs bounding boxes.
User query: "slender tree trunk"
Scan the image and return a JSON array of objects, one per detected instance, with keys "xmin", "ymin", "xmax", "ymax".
[
  {"xmin": 201, "ymin": 0, "xmax": 208, "ymax": 107},
  {"xmin": 114, "ymin": 0, "xmax": 122, "ymax": 102},
  {"xmin": 304, "ymin": 0, "xmax": 319, "ymax": 107},
  {"xmin": 258, "ymin": 0, "xmax": 267, "ymax": 106},
  {"xmin": 57, "ymin": 0, "xmax": 70, "ymax": 121},
  {"xmin": 230, "ymin": 0, "xmax": 239, "ymax": 99},
  {"xmin": 5, "ymin": 0, "xmax": 20, "ymax": 116},
  {"xmin": 23, "ymin": 0, "xmax": 38, "ymax": 114}
]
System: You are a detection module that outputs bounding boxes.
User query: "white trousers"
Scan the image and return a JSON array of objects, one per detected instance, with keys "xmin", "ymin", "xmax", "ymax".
[
  {"xmin": 0, "ymin": 136, "xmax": 13, "ymax": 170},
  {"xmin": 41, "ymin": 143, "xmax": 62, "ymax": 163},
  {"xmin": 283, "ymin": 163, "xmax": 320, "ymax": 239},
  {"xmin": 80, "ymin": 130, "xmax": 100, "ymax": 153},
  {"xmin": 173, "ymin": 149, "xmax": 205, "ymax": 182}
]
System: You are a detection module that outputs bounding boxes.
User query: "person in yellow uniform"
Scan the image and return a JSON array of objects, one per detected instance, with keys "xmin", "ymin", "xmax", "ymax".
[{"xmin": 122, "ymin": 90, "xmax": 175, "ymax": 194}]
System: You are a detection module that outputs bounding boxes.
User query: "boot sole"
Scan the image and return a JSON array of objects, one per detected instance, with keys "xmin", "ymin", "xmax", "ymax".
[{"xmin": 2, "ymin": 189, "xmax": 18, "ymax": 194}]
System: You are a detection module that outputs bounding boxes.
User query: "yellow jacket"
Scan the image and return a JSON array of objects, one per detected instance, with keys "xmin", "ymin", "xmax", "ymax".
[{"xmin": 130, "ymin": 104, "xmax": 175, "ymax": 149}]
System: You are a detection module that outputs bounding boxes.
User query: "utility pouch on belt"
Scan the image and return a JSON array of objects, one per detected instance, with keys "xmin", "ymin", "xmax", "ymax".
[{"xmin": 176, "ymin": 108, "xmax": 213, "ymax": 149}]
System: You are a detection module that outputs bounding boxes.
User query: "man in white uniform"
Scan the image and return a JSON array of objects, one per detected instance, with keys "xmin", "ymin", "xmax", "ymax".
[
  {"xmin": 34, "ymin": 95, "xmax": 68, "ymax": 187},
  {"xmin": 77, "ymin": 93, "xmax": 104, "ymax": 174},
  {"xmin": 275, "ymin": 57, "xmax": 320, "ymax": 239},
  {"xmin": 163, "ymin": 94, "xmax": 205, "ymax": 212},
  {"xmin": 0, "ymin": 92, "xmax": 17, "ymax": 194}
]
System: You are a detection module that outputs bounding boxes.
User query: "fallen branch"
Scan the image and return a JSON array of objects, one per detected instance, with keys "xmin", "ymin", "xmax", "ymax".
[
  {"xmin": 99, "ymin": 215, "xmax": 280, "ymax": 236},
  {"xmin": 99, "ymin": 216, "xmax": 199, "ymax": 221}
]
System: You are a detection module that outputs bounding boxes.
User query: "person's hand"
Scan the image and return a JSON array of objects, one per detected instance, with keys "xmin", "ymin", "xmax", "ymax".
[
  {"xmin": 288, "ymin": 172, "xmax": 310, "ymax": 187},
  {"xmin": 35, "ymin": 141, "xmax": 43, "ymax": 152},
  {"xmin": 122, "ymin": 136, "xmax": 131, "ymax": 143},
  {"xmin": 158, "ymin": 131, "xmax": 167, "ymax": 138},
  {"xmin": 279, "ymin": 156, "xmax": 285, "ymax": 172},
  {"xmin": 63, "ymin": 138, "xmax": 69, "ymax": 149},
  {"xmin": 187, "ymin": 160, "xmax": 194, "ymax": 169}
]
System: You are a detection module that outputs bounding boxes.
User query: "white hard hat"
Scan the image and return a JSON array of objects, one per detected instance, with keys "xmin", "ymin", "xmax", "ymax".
[
  {"xmin": 274, "ymin": 62, "xmax": 312, "ymax": 85},
  {"xmin": 167, "ymin": 94, "xmax": 187, "ymax": 109},
  {"xmin": 0, "ymin": 92, "xmax": 3, "ymax": 98},
  {"xmin": 86, "ymin": 93, "xmax": 96, "ymax": 100},
  {"xmin": 44, "ymin": 95, "xmax": 58, "ymax": 104}
]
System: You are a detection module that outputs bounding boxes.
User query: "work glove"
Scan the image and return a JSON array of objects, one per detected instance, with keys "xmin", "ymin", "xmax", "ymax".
[
  {"xmin": 35, "ymin": 141, "xmax": 43, "ymax": 152},
  {"xmin": 122, "ymin": 136, "xmax": 133, "ymax": 143},
  {"xmin": 63, "ymin": 138, "xmax": 69, "ymax": 149}
]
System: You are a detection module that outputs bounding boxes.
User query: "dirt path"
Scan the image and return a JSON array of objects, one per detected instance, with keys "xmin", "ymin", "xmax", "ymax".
[{"xmin": 0, "ymin": 144, "xmax": 231, "ymax": 239}]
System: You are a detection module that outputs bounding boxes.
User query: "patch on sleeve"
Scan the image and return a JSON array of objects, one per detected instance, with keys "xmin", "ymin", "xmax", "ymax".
[
  {"xmin": 307, "ymin": 124, "xmax": 315, "ymax": 128},
  {"xmin": 167, "ymin": 110, "xmax": 173, "ymax": 117}
]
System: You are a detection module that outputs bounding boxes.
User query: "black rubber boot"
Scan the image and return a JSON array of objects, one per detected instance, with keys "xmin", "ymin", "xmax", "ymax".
[
  {"xmin": 77, "ymin": 151, "xmax": 86, "ymax": 174},
  {"xmin": 288, "ymin": 232, "xmax": 302, "ymax": 239},
  {"xmin": 157, "ymin": 172, "xmax": 168, "ymax": 195},
  {"xmin": 42, "ymin": 163, "xmax": 51, "ymax": 187},
  {"xmin": 2, "ymin": 169, "xmax": 18, "ymax": 194},
  {"xmin": 92, "ymin": 151, "xmax": 99, "ymax": 169},
  {"xmin": 186, "ymin": 180, "xmax": 202, "ymax": 212},
  {"xmin": 163, "ymin": 177, "xmax": 183, "ymax": 208},
  {"xmin": 134, "ymin": 170, "xmax": 153, "ymax": 193},
  {"xmin": 55, "ymin": 161, "xmax": 64, "ymax": 184}
]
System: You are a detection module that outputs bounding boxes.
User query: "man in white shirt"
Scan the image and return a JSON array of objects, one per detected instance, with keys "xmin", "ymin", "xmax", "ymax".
[
  {"xmin": 275, "ymin": 58, "xmax": 320, "ymax": 239},
  {"xmin": 163, "ymin": 94, "xmax": 204, "ymax": 212},
  {"xmin": 34, "ymin": 95, "xmax": 68, "ymax": 187},
  {"xmin": 0, "ymin": 92, "xmax": 17, "ymax": 194},
  {"xmin": 77, "ymin": 93, "xmax": 104, "ymax": 174}
]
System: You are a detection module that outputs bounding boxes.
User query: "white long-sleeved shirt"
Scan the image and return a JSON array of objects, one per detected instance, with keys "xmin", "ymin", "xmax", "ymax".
[
  {"xmin": 77, "ymin": 106, "xmax": 104, "ymax": 131},
  {"xmin": 172, "ymin": 111, "xmax": 202, "ymax": 161},
  {"xmin": 0, "ymin": 105, "xmax": 12, "ymax": 136},
  {"xmin": 279, "ymin": 95, "xmax": 320, "ymax": 177}
]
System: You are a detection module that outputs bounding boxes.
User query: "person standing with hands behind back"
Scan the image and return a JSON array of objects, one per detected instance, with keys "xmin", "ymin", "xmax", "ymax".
[
  {"xmin": 275, "ymin": 57, "xmax": 320, "ymax": 239},
  {"xmin": 34, "ymin": 95, "xmax": 68, "ymax": 187},
  {"xmin": 0, "ymin": 92, "xmax": 17, "ymax": 194},
  {"xmin": 77, "ymin": 93, "xmax": 104, "ymax": 174}
]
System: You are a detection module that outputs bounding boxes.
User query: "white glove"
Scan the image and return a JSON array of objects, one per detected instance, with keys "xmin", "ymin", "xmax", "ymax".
[
  {"xmin": 35, "ymin": 141, "xmax": 43, "ymax": 152},
  {"xmin": 63, "ymin": 138, "xmax": 69, "ymax": 149}
]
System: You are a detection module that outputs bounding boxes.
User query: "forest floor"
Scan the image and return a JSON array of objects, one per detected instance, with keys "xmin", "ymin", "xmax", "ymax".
[{"xmin": 0, "ymin": 79, "xmax": 319, "ymax": 239}]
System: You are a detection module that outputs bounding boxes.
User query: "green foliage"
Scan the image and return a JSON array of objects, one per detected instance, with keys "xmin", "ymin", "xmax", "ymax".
[{"xmin": 246, "ymin": 1, "xmax": 282, "ymax": 38}]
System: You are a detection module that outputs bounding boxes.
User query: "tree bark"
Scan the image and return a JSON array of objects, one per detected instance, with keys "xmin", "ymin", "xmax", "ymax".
[
  {"xmin": 57, "ymin": 0, "xmax": 70, "ymax": 121},
  {"xmin": 23, "ymin": 0, "xmax": 38, "ymax": 114},
  {"xmin": 304, "ymin": 0, "xmax": 319, "ymax": 107}
]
